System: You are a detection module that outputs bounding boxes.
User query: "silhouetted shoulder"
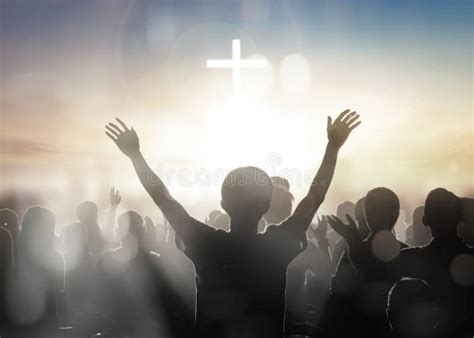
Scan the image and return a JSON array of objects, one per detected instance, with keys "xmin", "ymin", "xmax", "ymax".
[
  {"xmin": 177, "ymin": 222, "xmax": 225, "ymax": 263},
  {"xmin": 262, "ymin": 222, "xmax": 308, "ymax": 263}
]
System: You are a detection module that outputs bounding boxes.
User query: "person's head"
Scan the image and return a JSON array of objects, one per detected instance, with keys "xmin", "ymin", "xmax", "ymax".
[
  {"xmin": 0, "ymin": 208, "xmax": 20, "ymax": 240},
  {"xmin": 387, "ymin": 278, "xmax": 440, "ymax": 338},
  {"xmin": 365, "ymin": 187, "xmax": 400, "ymax": 233},
  {"xmin": 76, "ymin": 201, "xmax": 98, "ymax": 224},
  {"xmin": 265, "ymin": 180, "xmax": 294, "ymax": 225},
  {"xmin": 20, "ymin": 206, "xmax": 56, "ymax": 254},
  {"xmin": 271, "ymin": 176, "xmax": 290, "ymax": 190},
  {"xmin": 423, "ymin": 188, "xmax": 462, "ymax": 239},
  {"xmin": 207, "ymin": 210, "xmax": 223, "ymax": 225},
  {"xmin": 336, "ymin": 201, "xmax": 355, "ymax": 220},
  {"xmin": 412, "ymin": 206, "xmax": 424, "ymax": 226},
  {"xmin": 221, "ymin": 166, "xmax": 273, "ymax": 233},
  {"xmin": 461, "ymin": 197, "xmax": 474, "ymax": 223},
  {"xmin": 117, "ymin": 210, "xmax": 144, "ymax": 243},
  {"xmin": 458, "ymin": 197, "xmax": 474, "ymax": 246},
  {"xmin": 213, "ymin": 213, "xmax": 231, "ymax": 231}
]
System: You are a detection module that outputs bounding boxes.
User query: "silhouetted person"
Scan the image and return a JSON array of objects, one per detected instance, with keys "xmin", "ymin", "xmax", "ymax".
[
  {"xmin": 212, "ymin": 212, "xmax": 231, "ymax": 232},
  {"xmin": 76, "ymin": 201, "xmax": 105, "ymax": 261},
  {"xmin": 264, "ymin": 178, "xmax": 294, "ymax": 225},
  {"xmin": 262, "ymin": 177, "xmax": 300, "ymax": 331},
  {"xmin": 395, "ymin": 188, "xmax": 474, "ymax": 336},
  {"xmin": 60, "ymin": 222, "xmax": 103, "ymax": 334},
  {"xmin": 394, "ymin": 209, "xmax": 408, "ymax": 243},
  {"xmin": 328, "ymin": 197, "xmax": 369, "ymax": 298},
  {"xmin": 265, "ymin": 177, "xmax": 333, "ymax": 335},
  {"xmin": 328, "ymin": 187, "xmax": 407, "ymax": 337},
  {"xmin": 73, "ymin": 188, "xmax": 120, "ymax": 260},
  {"xmin": 142, "ymin": 216, "xmax": 160, "ymax": 252},
  {"xmin": 387, "ymin": 278, "xmax": 441, "ymax": 338},
  {"xmin": 0, "ymin": 223, "xmax": 15, "ymax": 335},
  {"xmin": 271, "ymin": 176, "xmax": 290, "ymax": 190},
  {"xmin": 205, "ymin": 210, "xmax": 223, "ymax": 226},
  {"xmin": 323, "ymin": 196, "xmax": 369, "ymax": 336},
  {"xmin": 405, "ymin": 206, "xmax": 432, "ymax": 247},
  {"xmin": 161, "ymin": 222, "xmax": 197, "ymax": 332},
  {"xmin": 100, "ymin": 210, "xmax": 186, "ymax": 336},
  {"xmin": 9, "ymin": 206, "xmax": 65, "ymax": 336},
  {"xmin": 287, "ymin": 216, "xmax": 334, "ymax": 336},
  {"xmin": 330, "ymin": 200, "xmax": 355, "ymax": 264},
  {"xmin": 105, "ymin": 110, "xmax": 361, "ymax": 337},
  {"xmin": 458, "ymin": 197, "xmax": 474, "ymax": 247},
  {"xmin": 0, "ymin": 208, "xmax": 20, "ymax": 243}
]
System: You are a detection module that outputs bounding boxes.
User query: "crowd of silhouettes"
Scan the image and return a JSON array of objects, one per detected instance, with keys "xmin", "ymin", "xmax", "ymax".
[{"xmin": 0, "ymin": 110, "xmax": 473, "ymax": 337}]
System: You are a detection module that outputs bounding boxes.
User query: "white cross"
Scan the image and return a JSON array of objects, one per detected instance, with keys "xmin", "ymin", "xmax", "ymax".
[{"xmin": 207, "ymin": 39, "xmax": 267, "ymax": 101}]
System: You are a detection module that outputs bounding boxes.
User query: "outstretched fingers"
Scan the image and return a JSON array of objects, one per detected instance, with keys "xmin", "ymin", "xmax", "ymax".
[
  {"xmin": 335, "ymin": 109, "xmax": 351, "ymax": 123},
  {"xmin": 341, "ymin": 111, "xmax": 357, "ymax": 124},
  {"xmin": 349, "ymin": 121, "xmax": 361, "ymax": 130},
  {"xmin": 106, "ymin": 131, "xmax": 118, "ymax": 143},
  {"xmin": 344, "ymin": 112, "xmax": 359, "ymax": 125},
  {"xmin": 327, "ymin": 215, "xmax": 345, "ymax": 236},
  {"xmin": 116, "ymin": 118, "xmax": 130, "ymax": 131},
  {"xmin": 346, "ymin": 214, "xmax": 358, "ymax": 230},
  {"xmin": 106, "ymin": 125, "xmax": 120, "ymax": 137},
  {"xmin": 107, "ymin": 122, "xmax": 123, "ymax": 134}
]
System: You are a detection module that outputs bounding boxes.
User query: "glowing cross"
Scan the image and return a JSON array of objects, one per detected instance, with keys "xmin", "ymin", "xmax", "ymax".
[{"xmin": 207, "ymin": 39, "xmax": 267, "ymax": 101}]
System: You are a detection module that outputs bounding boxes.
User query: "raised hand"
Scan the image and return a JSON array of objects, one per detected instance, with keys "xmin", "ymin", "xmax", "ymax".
[
  {"xmin": 327, "ymin": 109, "xmax": 361, "ymax": 149},
  {"xmin": 327, "ymin": 214, "xmax": 361, "ymax": 246},
  {"xmin": 105, "ymin": 118, "xmax": 140, "ymax": 157},
  {"xmin": 314, "ymin": 215, "xmax": 328, "ymax": 242},
  {"xmin": 110, "ymin": 187, "xmax": 121, "ymax": 208}
]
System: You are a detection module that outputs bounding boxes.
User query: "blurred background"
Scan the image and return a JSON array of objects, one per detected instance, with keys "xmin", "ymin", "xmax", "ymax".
[{"xmin": 0, "ymin": 0, "xmax": 472, "ymax": 224}]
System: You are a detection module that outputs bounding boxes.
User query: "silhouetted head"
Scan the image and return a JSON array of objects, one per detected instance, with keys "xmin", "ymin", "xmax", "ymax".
[
  {"xmin": 117, "ymin": 210, "xmax": 144, "ymax": 242},
  {"xmin": 412, "ymin": 206, "xmax": 424, "ymax": 226},
  {"xmin": 76, "ymin": 201, "xmax": 98, "ymax": 224},
  {"xmin": 336, "ymin": 201, "xmax": 355, "ymax": 220},
  {"xmin": 221, "ymin": 166, "xmax": 273, "ymax": 233},
  {"xmin": 271, "ymin": 176, "xmax": 290, "ymax": 190},
  {"xmin": 0, "ymin": 208, "xmax": 20, "ymax": 240},
  {"xmin": 207, "ymin": 210, "xmax": 223, "ymax": 225},
  {"xmin": 265, "ymin": 181, "xmax": 294, "ymax": 225},
  {"xmin": 20, "ymin": 206, "xmax": 56, "ymax": 253},
  {"xmin": 423, "ymin": 188, "xmax": 462, "ymax": 239},
  {"xmin": 387, "ymin": 278, "xmax": 439, "ymax": 338},
  {"xmin": 213, "ymin": 213, "xmax": 231, "ymax": 231},
  {"xmin": 365, "ymin": 187, "xmax": 400, "ymax": 232},
  {"xmin": 458, "ymin": 197, "xmax": 474, "ymax": 246},
  {"xmin": 461, "ymin": 197, "xmax": 474, "ymax": 223}
]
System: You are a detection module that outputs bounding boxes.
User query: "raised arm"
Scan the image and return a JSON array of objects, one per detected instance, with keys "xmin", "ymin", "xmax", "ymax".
[
  {"xmin": 102, "ymin": 187, "xmax": 121, "ymax": 242},
  {"xmin": 105, "ymin": 118, "xmax": 198, "ymax": 234},
  {"xmin": 284, "ymin": 110, "xmax": 361, "ymax": 234}
]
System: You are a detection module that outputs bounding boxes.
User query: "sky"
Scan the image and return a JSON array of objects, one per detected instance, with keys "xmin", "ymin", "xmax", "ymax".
[{"xmin": 0, "ymin": 0, "xmax": 472, "ymax": 223}]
